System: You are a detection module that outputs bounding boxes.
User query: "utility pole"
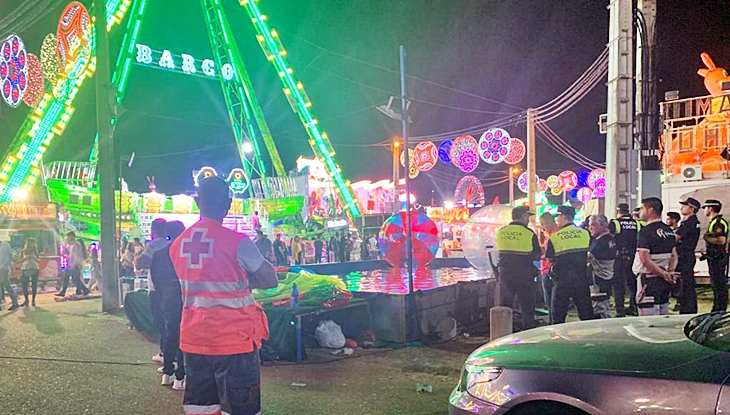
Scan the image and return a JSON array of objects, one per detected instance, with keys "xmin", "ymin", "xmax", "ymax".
[
  {"xmin": 95, "ymin": 0, "xmax": 120, "ymax": 311},
  {"xmin": 526, "ymin": 108, "xmax": 537, "ymax": 213},
  {"xmin": 606, "ymin": 0, "xmax": 635, "ymax": 215},
  {"xmin": 392, "ymin": 137, "xmax": 401, "ymax": 212}
]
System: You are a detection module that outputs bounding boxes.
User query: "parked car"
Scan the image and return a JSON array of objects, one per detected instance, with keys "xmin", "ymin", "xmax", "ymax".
[{"xmin": 449, "ymin": 313, "xmax": 730, "ymax": 415}]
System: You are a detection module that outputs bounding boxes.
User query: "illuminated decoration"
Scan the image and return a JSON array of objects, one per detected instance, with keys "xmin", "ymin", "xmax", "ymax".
[
  {"xmin": 478, "ymin": 128, "xmax": 511, "ymax": 164},
  {"xmin": 588, "ymin": 168, "xmax": 606, "ymax": 189},
  {"xmin": 557, "ymin": 170, "xmax": 578, "ymax": 191},
  {"xmin": 438, "ymin": 139, "xmax": 453, "ymax": 164},
  {"xmin": 0, "ymin": 34, "xmax": 28, "ymax": 107},
  {"xmin": 538, "ymin": 178, "xmax": 548, "ymax": 193},
  {"xmin": 456, "ymin": 147, "xmax": 480, "ymax": 173},
  {"xmin": 462, "ymin": 204, "xmax": 511, "ymax": 270},
  {"xmin": 55, "ymin": 2, "xmax": 94, "ymax": 99},
  {"xmin": 193, "ymin": 166, "xmax": 218, "ymax": 187},
  {"xmin": 408, "ymin": 164, "xmax": 419, "ymax": 179},
  {"xmin": 576, "ymin": 169, "xmax": 591, "ymax": 188},
  {"xmin": 550, "ymin": 186, "xmax": 563, "ymax": 196},
  {"xmin": 546, "ymin": 175, "xmax": 559, "ymax": 189},
  {"xmin": 399, "ymin": 148, "xmax": 415, "ymax": 168},
  {"xmin": 40, "ymin": 34, "xmax": 59, "ymax": 82},
  {"xmin": 241, "ymin": 0, "xmax": 361, "ymax": 217},
  {"xmin": 454, "ymin": 175, "xmax": 485, "ymax": 207},
  {"xmin": 379, "ymin": 211, "xmax": 439, "ymax": 268},
  {"xmin": 23, "ymin": 53, "xmax": 43, "ymax": 107},
  {"xmin": 227, "ymin": 168, "xmax": 249, "ymax": 195},
  {"xmin": 592, "ymin": 177, "xmax": 607, "ymax": 198},
  {"xmin": 413, "ymin": 141, "xmax": 438, "ymax": 172},
  {"xmin": 568, "ymin": 188, "xmax": 579, "ymax": 200},
  {"xmin": 135, "ymin": 43, "xmax": 235, "ymax": 81},
  {"xmin": 171, "ymin": 194, "xmax": 195, "ymax": 214},
  {"xmin": 517, "ymin": 172, "xmax": 540, "ymax": 193},
  {"xmin": 504, "ymin": 137, "xmax": 525, "ymax": 165},
  {"xmin": 577, "ymin": 187, "xmax": 593, "ymax": 204},
  {"xmin": 449, "ymin": 135, "xmax": 478, "ymax": 167}
]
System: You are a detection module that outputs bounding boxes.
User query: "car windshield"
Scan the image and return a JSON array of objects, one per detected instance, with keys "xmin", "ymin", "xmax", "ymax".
[{"xmin": 686, "ymin": 312, "xmax": 730, "ymax": 351}]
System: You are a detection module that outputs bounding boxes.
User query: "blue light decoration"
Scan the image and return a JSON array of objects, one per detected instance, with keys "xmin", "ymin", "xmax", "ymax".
[
  {"xmin": 438, "ymin": 139, "xmax": 453, "ymax": 164},
  {"xmin": 577, "ymin": 169, "xmax": 590, "ymax": 188},
  {"xmin": 568, "ymin": 188, "xmax": 580, "ymax": 200}
]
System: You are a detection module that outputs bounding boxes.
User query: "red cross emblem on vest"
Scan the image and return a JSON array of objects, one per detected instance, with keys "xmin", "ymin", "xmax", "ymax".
[{"xmin": 180, "ymin": 228, "xmax": 214, "ymax": 269}]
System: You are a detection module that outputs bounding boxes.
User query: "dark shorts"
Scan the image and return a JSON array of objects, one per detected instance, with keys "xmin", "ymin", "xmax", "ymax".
[{"xmin": 183, "ymin": 351, "xmax": 261, "ymax": 415}]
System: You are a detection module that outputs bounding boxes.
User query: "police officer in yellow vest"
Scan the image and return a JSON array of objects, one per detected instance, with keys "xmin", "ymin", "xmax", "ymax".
[
  {"xmin": 702, "ymin": 199, "xmax": 729, "ymax": 312},
  {"xmin": 495, "ymin": 206, "xmax": 542, "ymax": 330},
  {"xmin": 546, "ymin": 205, "xmax": 595, "ymax": 324}
]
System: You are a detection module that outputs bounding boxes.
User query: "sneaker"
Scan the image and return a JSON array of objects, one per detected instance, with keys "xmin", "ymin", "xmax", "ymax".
[
  {"xmin": 8, "ymin": 304, "xmax": 19, "ymax": 311},
  {"xmin": 54, "ymin": 292, "xmax": 65, "ymax": 297},
  {"xmin": 156, "ymin": 366, "xmax": 165, "ymax": 374},
  {"xmin": 172, "ymin": 378, "xmax": 185, "ymax": 391},
  {"xmin": 151, "ymin": 353, "xmax": 164, "ymax": 364},
  {"xmin": 161, "ymin": 374, "xmax": 173, "ymax": 386}
]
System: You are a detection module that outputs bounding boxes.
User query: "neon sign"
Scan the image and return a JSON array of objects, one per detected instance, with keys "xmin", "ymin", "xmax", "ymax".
[{"xmin": 135, "ymin": 43, "xmax": 234, "ymax": 80}]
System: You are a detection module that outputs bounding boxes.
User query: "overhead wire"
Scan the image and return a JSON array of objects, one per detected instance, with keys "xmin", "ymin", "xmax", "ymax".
[
  {"xmin": 535, "ymin": 48, "xmax": 608, "ymax": 114},
  {"xmin": 535, "ymin": 121, "xmax": 604, "ymax": 169},
  {"xmin": 536, "ymin": 62, "xmax": 608, "ymax": 122}
]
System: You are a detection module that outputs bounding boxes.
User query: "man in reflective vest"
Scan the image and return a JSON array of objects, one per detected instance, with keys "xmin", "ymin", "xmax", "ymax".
[
  {"xmin": 702, "ymin": 199, "xmax": 729, "ymax": 312},
  {"xmin": 546, "ymin": 205, "xmax": 594, "ymax": 324},
  {"xmin": 608, "ymin": 203, "xmax": 639, "ymax": 316},
  {"xmin": 495, "ymin": 206, "xmax": 541, "ymax": 330},
  {"xmin": 170, "ymin": 176, "xmax": 278, "ymax": 415}
]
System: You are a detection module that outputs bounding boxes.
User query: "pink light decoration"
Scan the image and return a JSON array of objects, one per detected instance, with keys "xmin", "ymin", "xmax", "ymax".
[
  {"xmin": 518, "ymin": 172, "xmax": 540, "ymax": 193},
  {"xmin": 22, "ymin": 53, "xmax": 43, "ymax": 107},
  {"xmin": 414, "ymin": 141, "xmax": 438, "ymax": 172},
  {"xmin": 478, "ymin": 128, "xmax": 512, "ymax": 164},
  {"xmin": 588, "ymin": 168, "xmax": 606, "ymax": 189},
  {"xmin": 454, "ymin": 175, "xmax": 485, "ymax": 206},
  {"xmin": 0, "ymin": 34, "xmax": 28, "ymax": 107},
  {"xmin": 504, "ymin": 138, "xmax": 525, "ymax": 165},
  {"xmin": 456, "ymin": 148, "xmax": 480, "ymax": 173},
  {"xmin": 577, "ymin": 187, "xmax": 593, "ymax": 204},
  {"xmin": 450, "ymin": 135, "xmax": 478, "ymax": 167},
  {"xmin": 592, "ymin": 177, "xmax": 606, "ymax": 198},
  {"xmin": 538, "ymin": 178, "xmax": 548, "ymax": 193},
  {"xmin": 557, "ymin": 170, "xmax": 578, "ymax": 191}
]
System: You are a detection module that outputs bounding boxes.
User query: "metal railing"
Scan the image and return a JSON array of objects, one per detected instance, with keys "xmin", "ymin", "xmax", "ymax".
[
  {"xmin": 43, "ymin": 161, "xmax": 97, "ymax": 187},
  {"xmin": 251, "ymin": 176, "xmax": 299, "ymax": 199}
]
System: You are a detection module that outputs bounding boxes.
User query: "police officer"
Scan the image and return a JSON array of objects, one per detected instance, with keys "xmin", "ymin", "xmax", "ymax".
[
  {"xmin": 702, "ymin": 199, "xmax": 729, "ymax": 312},
  {"xmin": 495, "ymin": 206, "xmax": 542, "ymax": 330},
  {"xmin": 608, "ymin": 203, "xmax": 638, "ymax": 316},
  {"xmin": 546, "ymin": 206, "xmax": 594, "ymax": 324},
  {"xmin": 675, "ymin": 197, "xmax": 701, "ymax": 314}
]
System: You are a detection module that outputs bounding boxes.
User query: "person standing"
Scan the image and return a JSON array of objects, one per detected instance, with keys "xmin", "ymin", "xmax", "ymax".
[
  {"xmin": 273, "ymin": 233, "xmax": 287, "ymax": 266},
  {"xmin": 338, "ymin": 233, "xmax": 347, "ymax": 263},
  {"xmin": 18, "ymin": 238, "xmax": 40, "ymax": 307},
  {"xmin": 665, "ymin": 212, "xmax": 680, "ymax": 230},
  {"xmin": 675, "ymin": 197, "xmax": 701, "ymax": 314},
  {"xmin": 538, "ymin": 212, "xmax": 558, "ymax": 321},
  {"xmin": 291, "ymin": 236, "xmax": 304, "ymax": 265},
  {"xmin": 170, "ymin": 176, "xmax": 278, "ymax": 415},
  {"xmin": 0, "ymin": 236, "xmax": 18, "ymax": 311},
  {"xmin": 250, "ymin": 211, "xmax": 261, "ymax": 232},
  {"xmin": 495, "ymin": 206, "xmax": 542, "ymax": 330},
  {"xmin": 56, "ymin": 231, "xmax": 90, "ymax": 297},
  {"xmin": 368, "ymin": 234, "xmax": 379, "ymax": 260},
  {"xmin": 547, "ymin": 206, "xmax": 594, "ymax": 324},
  {"xmin": 329, "ymin": 233, "xmax": 339, "ymax": 262},
  {"xmin": 314, "ymin": 236, "xmax": 324, "ymax": 264},
  {"xmin": 702, "ymin": 199, "xmax": 729, "ymax": 312},
  {"xmin": 254, "ymin": 230, "xmax": 274, "ymax": 263},
  {"xmin": 609, "ymin": 203, "xmax": 639, "ymax": 316},
  {"xmin": 633, "ymin": 197, "xmax": 678, "ymax": 316},
  {"xmin": 588, "ymin": 215, "xmax": 616, "ymax": 318}
]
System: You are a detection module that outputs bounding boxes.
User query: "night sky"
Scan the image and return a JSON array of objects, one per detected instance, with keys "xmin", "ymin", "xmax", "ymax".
[{"xmin": 0, "ymin": 0, "xmax": 729, "ymax": 205}]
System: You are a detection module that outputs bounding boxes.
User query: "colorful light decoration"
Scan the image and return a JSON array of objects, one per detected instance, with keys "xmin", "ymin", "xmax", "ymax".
[
  {"xmin": 400, "ymin": 148, "xmax": 415, "ymax": 168},
  {"xmin": 538, "ymin": 178, "xmax": 548, "ymax": 193},
  {"xmin": 194, "ymin": 166, "xmax": 218, "ymax": 187},
  {"xmin": 557, "ymin": 170, "xmax": 578, "ymax": 191},
  {"xmin": 478, "ymin": 128, "xmax": 512, "ymax": 164},
  {"xmin": 550, "ymin": 186, "xmax": 563, "ymax": 196},
  {"xmin": 40, "ymin": 34, "xmax": 59, "ymax": 83},
  {"xmin": 450, "ymin": 135, "xmax": 478, "ymax": 167},
  {"xmin": 456, "ymin": 147, "xmax": 480, "ymax": 173},
  {"xmin": 226, "ymin": 168, "xmax": 248, "ymax": 195},
  {"xmin": 577, "ymin": 187, "xmax": 593, "ymax": 204},
  {"xmin": 454, "ymin": 175, "xmax": 485, "ymax": 206},
  {"xmin": 517, "ymin": 172, "xmax": 540, "ymax": 193},
  {"xmin": 577, "ymin": 169, "xmax": 591, "ymax": 188},
  {"xmin": 588, "ymin": 168, "xmax": 606, "ymax": 189},
  {"xmin": 55, "ymin": 2, "xmax": 94, "ymax": 99},
  {"xmin": 414, "ymin": 141, "xmax": 438, "ymax": 172},
  {"xmin": 0, "ymin": 34, "xmax": 28, "ymax": 108},
  {"xmin": 504, "ymin": 137, "xmax": 525, "ymax": 165},
  {"xmin": 23, "ymin": 53, "xmax": 43, "ymax": 107},
  {"xmin": 592, "ymin": 177, "xmax": 607, "ymax": 198},
  {"xmin": 546, "ymin": 175, "xmax": 559, "ymax": 189},
  {"xmin": 438, "ymin": 139, "xmax": 453, "ymax": 164},
  {"xmin": 408, "ymin": 163, "xmax": 419, "ymax": 179}
]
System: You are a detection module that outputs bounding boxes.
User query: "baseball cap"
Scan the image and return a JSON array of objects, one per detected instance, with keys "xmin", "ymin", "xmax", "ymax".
[
  {"xmin": 702, "ymin": 199, "xmax": 723, "ymax": 210},
  {"xmin": 511, "ymin": 206, "xmax": 534, "ymax": 220},
  {"xmin": 556, "ymin": 205, "xmax": 576, "ymax": 219},
  {"xmin": 616, "ymin": 203, "xmax": 630, "ymax": 213},
  {"xmin": 679, "ymin": 197, "xmax": 701, "ymax": 211}
]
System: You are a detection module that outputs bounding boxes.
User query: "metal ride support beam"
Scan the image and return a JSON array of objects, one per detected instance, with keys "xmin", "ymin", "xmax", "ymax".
[
  {"xmin": 605, "ymin": 0, "xmax": 635, "ymax": 213},
  {"xmin": 200, "ymin": 0, "xmax": 271, "ymax": 190},
  {"xmin": 240, "ymin": 0, "xmax": 362, "ymax": 218}
]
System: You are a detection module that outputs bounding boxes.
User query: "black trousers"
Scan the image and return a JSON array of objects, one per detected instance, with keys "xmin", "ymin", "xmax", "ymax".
[
  {"xmin": 149, "ymin": 290, "xmax": 165, "ymax": 353},
  {"xmin": 499, "ymin": 277, "xmax": 537, "ymax": 330},
  {"xmin": 678, "ymin": 258, "xmax": 698, "ymax": 314},
  {"xmin": 183, "ymin": 350, "xmax": 261, "ymax": 415},
  {"xmin": 709, "ymin": 258, "xmax": 728, "ymax": 312},
  {"xmin": 59, "ymin": 266, "xmax": 89, "ymax": 295},
  {"xmin": 613, "ymin": 254, "xmax": 635, "ymax": 316},
  {"xmin": 20, "ymin": 269, "xmax": 39, "ymax": 303},
  {"xmin": 551, "ymin": 280, "xmax": 594, "ymax": 324},
  {"xmin": 162, "ymin": 287, "xmax": 184, "ymax": 380}
]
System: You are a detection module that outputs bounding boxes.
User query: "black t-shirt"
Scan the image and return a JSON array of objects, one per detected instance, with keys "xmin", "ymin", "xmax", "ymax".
[
  {"xmin": 150, "ymin": 245, "xmax": 180, "ymax": 294},
  {"xmin": 675, "ymin": 215, "xmax": 700, "ymax": 260},
  {"xmin": 609, "ymin": 216, "xmax": 638, "ymax": 253},
  {"xmin": 589, "ymin": 233, "xmax": 616, "ymax": 261},
  {"xmin": 636, "ymin": 221, "xmax": 676, "ymax": 273}
]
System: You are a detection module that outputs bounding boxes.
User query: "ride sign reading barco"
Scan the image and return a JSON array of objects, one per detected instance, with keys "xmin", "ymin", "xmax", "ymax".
[{"xmin": 135, "ymin": 43, "xmax": 234, "ymax": 80}]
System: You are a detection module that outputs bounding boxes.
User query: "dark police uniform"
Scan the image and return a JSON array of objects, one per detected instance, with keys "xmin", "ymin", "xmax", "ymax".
[
  {"xmin": 634, "ymin": 220, "xmax": 676, "ymax": 315},
  {"xmin": 496, "ymin": 221, "xmax": 541, "ymax": 330},
  {"xmin": 546, "ymin": 223, "xmax": 594, "ymax": 324},
  {"xmin": 706, "ymin": 214, "xmax": 729, "ymax": 312},
  {"xmin": 609, "ymin": 215, "xmax": 639, "ymax": 316},
  {"xmin": 675, "ymin": 214, "xmax": 700, "ymax": 314}
]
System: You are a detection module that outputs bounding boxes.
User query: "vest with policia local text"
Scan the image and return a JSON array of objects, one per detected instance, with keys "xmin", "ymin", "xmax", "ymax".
[
  {"xmin": 170, "ymin": 218, "xmax": 269, "ymax": 356},
  {"xmin": 496, "ymin": 222, "xmax": 539, "ymax": 279},
  {"xmin": 549, "ymin": 224, "xmax": 591, "ymax": 283},
  {"xmin": 610, "ymin": 215, "xmax": 639, "ymax": 254},
  {"xmin": 707, "ymin": 215, "xmax": 729, "ymax": 260}
]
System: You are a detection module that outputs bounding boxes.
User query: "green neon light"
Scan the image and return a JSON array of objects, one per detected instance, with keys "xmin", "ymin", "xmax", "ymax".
[{"xmin": 240, "ymin": 0, "xmax": 361, "ymax": 217}]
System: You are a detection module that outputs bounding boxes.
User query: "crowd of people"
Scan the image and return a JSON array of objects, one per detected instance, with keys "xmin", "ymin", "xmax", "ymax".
[
  {"xmin": 496, "ymin": 196, "xmax": 728, "ymax": 330},
  {"xmin": 253, "ymin": 230, "xmax": 381, "ymax": 266}
]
